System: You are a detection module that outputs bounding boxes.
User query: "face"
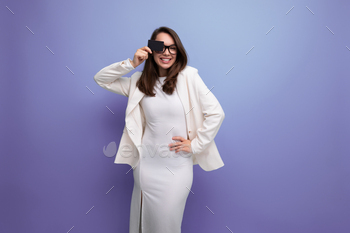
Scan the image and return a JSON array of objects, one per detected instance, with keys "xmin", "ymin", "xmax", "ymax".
[{"xmin": 153, "ymin": 32, "xmax": 177, "ymax": 76}]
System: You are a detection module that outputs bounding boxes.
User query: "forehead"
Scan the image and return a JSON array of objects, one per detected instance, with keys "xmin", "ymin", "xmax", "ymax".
[{"xmin": 155, "ymin": 32, "xmax": 175, "ymax": 45}]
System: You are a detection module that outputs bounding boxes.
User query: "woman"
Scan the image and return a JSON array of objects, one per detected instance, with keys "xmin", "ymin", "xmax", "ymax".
[{"xmin": 94, "ymin": 26, "xmax": 225, "ymax": 233}]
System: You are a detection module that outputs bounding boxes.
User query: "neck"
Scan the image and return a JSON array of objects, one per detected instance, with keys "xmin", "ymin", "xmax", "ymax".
[{"xmin": 158, "ymin": 67, "xmax": 168, "ymax": 77}]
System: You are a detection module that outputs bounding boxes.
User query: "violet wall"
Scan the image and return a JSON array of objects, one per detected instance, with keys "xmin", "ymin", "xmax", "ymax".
[{"xmin": 1, "ymin": 0, "xmax": 349, "ymax": 232}]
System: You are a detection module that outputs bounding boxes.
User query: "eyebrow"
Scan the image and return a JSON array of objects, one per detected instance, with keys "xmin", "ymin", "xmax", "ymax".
[{"xmin": 164, "ymin": 44, "xmax": 176, "ymax": 46}]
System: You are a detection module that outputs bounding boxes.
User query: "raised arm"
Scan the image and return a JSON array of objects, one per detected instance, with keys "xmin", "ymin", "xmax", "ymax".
[
  {"xmin": 93, "ymin": 46, "xmax": 152, "ymax": 97},
  {"xmin": 93, "ymin": 58, "xmax": 135, "ymax": 97}
]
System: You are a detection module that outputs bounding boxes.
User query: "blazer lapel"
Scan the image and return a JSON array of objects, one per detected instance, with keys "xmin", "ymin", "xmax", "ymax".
[
  {"xmin": 175, "ymin": 72, "xmax": 191, "ymax": 138},
  {"xmin": 125, "ymin": 87, "xmax": 145, "ymax": 118}
]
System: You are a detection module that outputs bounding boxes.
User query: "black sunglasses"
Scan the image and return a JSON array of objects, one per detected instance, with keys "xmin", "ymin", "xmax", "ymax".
[{"xmin": 154, "ymin": 44, "xmax": 177, "ymax": 55}]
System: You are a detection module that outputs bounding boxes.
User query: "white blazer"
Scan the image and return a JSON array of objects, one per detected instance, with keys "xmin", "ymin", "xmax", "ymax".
[{"xmin": 94, "ymin": 58, "xmax": 225, "ymax": 171}]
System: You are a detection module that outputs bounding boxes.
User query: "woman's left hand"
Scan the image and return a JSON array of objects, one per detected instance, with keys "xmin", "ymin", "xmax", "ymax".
[{"xmin": 168, "ymin": 136, "xmax": 192, "ymax": 153}]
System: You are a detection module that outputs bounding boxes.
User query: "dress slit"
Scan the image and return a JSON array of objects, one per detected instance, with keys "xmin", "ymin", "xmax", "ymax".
[{"xmin": 139, "ymin": 190, "xmax": 143, "ymax": 233}]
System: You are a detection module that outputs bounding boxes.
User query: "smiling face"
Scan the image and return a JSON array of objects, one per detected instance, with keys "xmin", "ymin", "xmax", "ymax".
[{"xmin": 153, "ymin": 32, "xmax": 177, "ymax": 77}]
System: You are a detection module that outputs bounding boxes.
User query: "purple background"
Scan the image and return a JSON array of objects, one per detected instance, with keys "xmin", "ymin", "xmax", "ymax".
[{"xmin": 1, "ymin": 0, "xmax": 349, "ymax": 232}]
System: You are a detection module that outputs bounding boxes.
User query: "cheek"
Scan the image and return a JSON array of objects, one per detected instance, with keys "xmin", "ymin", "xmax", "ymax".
[{"xmin": 154, "ymin": 56, "xmax": 161, "ymax": 64}]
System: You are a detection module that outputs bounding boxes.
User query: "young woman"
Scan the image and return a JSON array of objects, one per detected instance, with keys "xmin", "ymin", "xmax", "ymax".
[{"xmin": 94, "ymin": 26, "xmax": 225, "ymax": 233}]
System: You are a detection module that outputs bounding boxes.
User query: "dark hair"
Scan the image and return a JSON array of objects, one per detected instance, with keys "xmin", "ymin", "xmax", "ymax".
[{"xmin": 136, "ymin": 26, "xmax": 188, "ymax": 96}]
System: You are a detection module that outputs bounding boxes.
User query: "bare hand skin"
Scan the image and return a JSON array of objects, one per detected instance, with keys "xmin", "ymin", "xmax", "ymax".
[
  {"xmin": 168, "ymin": 136, "xmax": 193, "ymax": 153},
  {"xmin": 130, "ymin": 46, "xmax": 152, "ymax": 68}
]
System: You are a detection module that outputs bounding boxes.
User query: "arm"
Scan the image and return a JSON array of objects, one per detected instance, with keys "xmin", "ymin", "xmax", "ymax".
[
  {"xmin": 93, "ymin": 58, "xmax": 135, "ymax": 97},
  {"xmin": 94, "ymin": 46, "xmax": 152, "ymax": 97},
  {"xmin": 190, "ymin": 70, "xmax": 225, "ymax": 155}
]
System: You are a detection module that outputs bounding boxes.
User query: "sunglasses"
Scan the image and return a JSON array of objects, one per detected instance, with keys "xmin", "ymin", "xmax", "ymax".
[{"xmin": 154, "ymin": 45, "xmax": 177, "ymax": 55}]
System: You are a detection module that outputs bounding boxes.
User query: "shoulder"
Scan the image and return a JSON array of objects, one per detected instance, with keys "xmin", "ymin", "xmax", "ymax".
[
  {"xmin": 180, "ymin": 65, "xmax": 203, "ymax": 87},
  {"xmin": 131, "ymin": 71, "xmax": 142, "ymax": 80},
  {"xmin": 180, "ymin": 66, "xmax": 200, "ymax": 85},
  {"xmin": 180, "ymin": 65, "xmax": 198, "ymax": 75}
]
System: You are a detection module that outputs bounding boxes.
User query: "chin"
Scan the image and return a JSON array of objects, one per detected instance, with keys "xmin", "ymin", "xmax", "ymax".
[
  {"xmin": 161, "ymin": 64, "xmax": 173, "ymax": 70},
  {"xmin": 157, "ymin": 61, "xmax": 175, "ymax": 70}
]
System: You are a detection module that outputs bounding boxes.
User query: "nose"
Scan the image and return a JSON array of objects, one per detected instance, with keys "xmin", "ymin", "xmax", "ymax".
[{"xmin": 163, "ymin": 47, "xmax": 170, "ymax": 55}]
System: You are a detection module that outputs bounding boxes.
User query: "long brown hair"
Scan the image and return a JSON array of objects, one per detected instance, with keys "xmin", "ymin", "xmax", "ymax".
[{"xmin": 136, "ymin": 26, "xmax": 188, "ymax": 96}]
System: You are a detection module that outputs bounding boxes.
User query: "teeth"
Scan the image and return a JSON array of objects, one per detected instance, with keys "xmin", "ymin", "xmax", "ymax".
[{"xmin": 161, "ymin": 59, "xmax": 170, "ymax": 61}]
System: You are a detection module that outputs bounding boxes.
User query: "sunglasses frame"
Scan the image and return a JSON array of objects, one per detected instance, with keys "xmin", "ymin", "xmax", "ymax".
[{"xmin": 154, "ymin": 44, "xmax": 177, "ymax": 55}]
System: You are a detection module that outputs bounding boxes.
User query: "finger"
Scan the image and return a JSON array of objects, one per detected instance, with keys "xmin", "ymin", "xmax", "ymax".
[
  {"xmin": 174, "ymin": 141, "xmax": 184, "ymax": 147},
  {"xmin": 170, "ymin": 142, "xmax": 178, "ymax": 148},
  {"xmin": 170, "ymin": 143, "xmax": 181, "ymax": 150},
  {"xmin": 137, "ymin": 50, "xmax": 148, "ymax": 59},
  {"xmin": 176, "ymin": 145, "xmax": 187, "ymax": 153},
  {"xmin": 174, "ymin": 144, "xmax": 185, "ymax": 150},
  {"xmin": 172, "ymin": 136, "xmax": 183, "ymax": 141},
  {"xmin": 174, "ymin": 145, "xmax": 182, "ymax": 152},
  {"xmin": 137, "ymin": 50, "xmax": 148, "ymax": 57},
  {"xmin": 136, "ymin": 49, "xmax": 147, "ymax": 55},
  {"xmin": 139, "ymin": 47, "xmax": 151, "ymax": 55},
  {"xmin": 137, "ymin": 54, "xmax": 147, "ymax": 61},
  {"xmin": 139, "ymin": 49, "xmax": 148, "ymax": 55},
  {"xmin": 136, "ymin": 54, "xmax": 147, "ymax": 61},
  {"xmin": 144, "ymin": 46, "xmax": 152, "ymax": 54}
]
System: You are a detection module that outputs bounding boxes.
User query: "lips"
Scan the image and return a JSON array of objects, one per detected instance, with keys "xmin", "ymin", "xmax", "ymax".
[{"xmin": 160, "ymin": 58, "xmax": 171, "ymax": 64}]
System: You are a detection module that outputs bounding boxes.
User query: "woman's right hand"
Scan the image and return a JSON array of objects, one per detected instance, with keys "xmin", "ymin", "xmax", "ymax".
[{"xmin": 130, "ymin": 46, "xmax": 152, "ymax": 68}]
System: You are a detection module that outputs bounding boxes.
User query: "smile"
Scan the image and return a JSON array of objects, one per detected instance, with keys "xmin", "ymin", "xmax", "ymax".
[{"xmin": 160, "ymin": 58, "xmax": 171, "ymax": 64}]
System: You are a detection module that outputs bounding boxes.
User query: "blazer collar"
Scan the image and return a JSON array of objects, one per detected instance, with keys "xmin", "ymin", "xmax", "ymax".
[{"xmin": 125, "ymin": 71, "xmax": 191, "ymax": 132}]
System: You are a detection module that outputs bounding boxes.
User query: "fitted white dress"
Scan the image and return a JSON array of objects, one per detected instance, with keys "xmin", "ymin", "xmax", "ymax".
[{"xmin": 129, "ymin": 76, "xmax": 193, "ymax": 233}]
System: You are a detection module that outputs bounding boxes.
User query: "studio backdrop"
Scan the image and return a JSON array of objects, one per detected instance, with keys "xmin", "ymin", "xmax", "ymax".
[{"xmin": 1, "ymin": 0, "xmax": 349, "ymax": 232}]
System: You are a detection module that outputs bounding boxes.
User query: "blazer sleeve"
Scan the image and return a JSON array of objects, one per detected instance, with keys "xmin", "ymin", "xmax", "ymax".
[
  {"xmin": 190, "ymin": 70, "xmax": 225, "ymax": 155},
  {"xmin": 93, "ymin": 58, "xmax": 135, "ymax": 97}
]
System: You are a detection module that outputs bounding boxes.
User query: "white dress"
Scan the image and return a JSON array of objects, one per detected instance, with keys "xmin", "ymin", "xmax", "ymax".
[{"xmin": 129, "ymin": 76, "xmax": 193, "ymax": 233}]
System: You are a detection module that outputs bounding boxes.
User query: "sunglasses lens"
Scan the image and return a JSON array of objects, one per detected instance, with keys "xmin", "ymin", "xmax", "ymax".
[
  {"xmin": 169, "ymin": 46, "xmax": 177, "ymax": 54},
  {"xmin": 154, "ymin": 46, "xmax": 177, "ymax": 54}
]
